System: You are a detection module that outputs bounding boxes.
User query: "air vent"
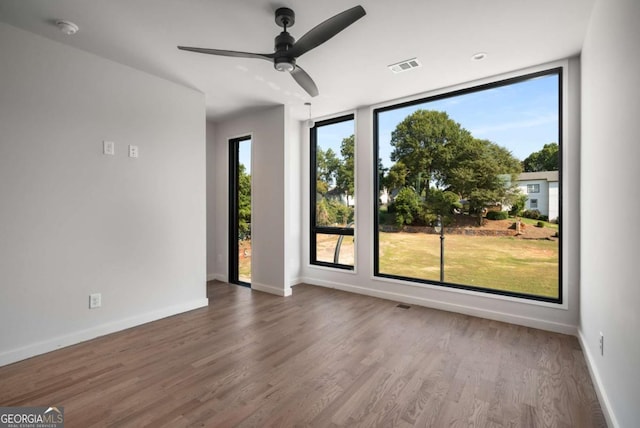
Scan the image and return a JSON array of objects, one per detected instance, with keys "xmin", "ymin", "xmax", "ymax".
[{"xmin": 388, "ymin": 58, "xmax": 421, "ymax": 74}]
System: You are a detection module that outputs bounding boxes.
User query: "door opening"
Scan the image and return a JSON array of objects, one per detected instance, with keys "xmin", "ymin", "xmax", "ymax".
[{"xmin": 229, "ymin": 136, "xmax": 252, "ymax": 286}]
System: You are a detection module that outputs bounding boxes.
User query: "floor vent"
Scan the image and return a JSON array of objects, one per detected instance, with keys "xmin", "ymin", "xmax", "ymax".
[
  {"xmin": 396, "ymin": 304, "xmax": 411, "ymax": 309},
  {"xmin": 388, "ymin": 58, "xmax": 421, "ymax": 74}
]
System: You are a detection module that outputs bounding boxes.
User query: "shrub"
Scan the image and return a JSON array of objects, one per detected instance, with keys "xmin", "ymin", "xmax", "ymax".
[
  {"xmin": 393, "ymin": 187, "xmax": 420, "ymax": 227},
  {"xmin": 486, "ymin": 210, "xmax": 508, "ymax": 220},
  {"xmin": 539, "ymin": 215, "xmax": 549, "ymax": 222},
  {"xmin": 536, "ymin": 221, "xmax": 545, "ymax": 228},
  {"xmin": 316, "ymin": 198, "xmax": 353, "ymax": 226},
  {"xmin": 522, "ymin": 209, "xmax": 541, "ymax": 220},
  {"xmin": 378, "ymin": 209, "xmax": 395, "ymax": 225},
  {"xmin": 509, "ymin": 194, "xmax": 528, "ymax": 216}
]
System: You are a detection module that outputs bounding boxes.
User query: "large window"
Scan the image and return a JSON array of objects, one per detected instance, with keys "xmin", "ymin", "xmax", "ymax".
[
  {"xmin": 310, "ymin": 115, "xmax": 355, "ymax": 269},
  {"xmin": 374, "ymin": 69, "xmax": 562, "ymax": 302}
]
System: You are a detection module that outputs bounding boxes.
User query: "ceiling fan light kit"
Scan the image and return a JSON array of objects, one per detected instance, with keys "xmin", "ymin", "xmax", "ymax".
[
  {"xmin": 305, "ymin": 102, "xmax": 315, "ymax": 128},
  {"xmin": 178, "ymin": 5, "xmax": 366, "ymax": 97}
]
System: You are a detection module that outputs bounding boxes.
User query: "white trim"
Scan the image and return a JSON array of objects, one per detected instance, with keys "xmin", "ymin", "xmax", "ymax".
[
  {"xmin": 577, "ymin": 329, "xmax": 619, "ymax": 428},
  {"xmin": 302, "ymin": 277, "xmax": 577, "ymax": 335},
  {"xmin": 209, "ymin": 273, "xmax": 227, "ymax": 282},
  {"xmin": 0, "ymin": 298, "xmax": 209, "ymax": 367},
  {"xmin": 307, "ymin": 263, "xmax": 358, "ymax": 275},
  {"xmin": 289, "ymin": 277, "xmax": 303, "ymax": 286},
  {"xmin": 251, "ymin": 281, "xmax": 292, "ymax": 297}
]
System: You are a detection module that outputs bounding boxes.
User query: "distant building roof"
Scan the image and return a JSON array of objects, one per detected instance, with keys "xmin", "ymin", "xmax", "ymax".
[{"xmin": 517, "ymin": 171, "xmax": 559, "ymax": 182}]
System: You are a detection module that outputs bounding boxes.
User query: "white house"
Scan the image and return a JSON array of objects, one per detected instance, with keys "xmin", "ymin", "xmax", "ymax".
[{"xmin": 517, "ymin": 171, "xmax": 559, "ymax": 220}]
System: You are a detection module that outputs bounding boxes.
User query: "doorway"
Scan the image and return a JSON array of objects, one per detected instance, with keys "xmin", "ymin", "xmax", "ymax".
[{"xmin": 229, "ymin": 136, "xmax": 252, "ymax": 286}]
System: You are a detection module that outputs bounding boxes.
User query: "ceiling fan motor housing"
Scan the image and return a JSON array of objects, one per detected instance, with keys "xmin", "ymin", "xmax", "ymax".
[{"xmin": 274, "ymin": 31, "xmax": 296, "ymax": 71}]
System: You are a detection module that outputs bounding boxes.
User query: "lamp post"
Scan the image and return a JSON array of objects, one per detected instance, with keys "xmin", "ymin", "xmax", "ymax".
[{"xmin": 434, "ymin": 215, "xmax": 444, "ymax": 282}]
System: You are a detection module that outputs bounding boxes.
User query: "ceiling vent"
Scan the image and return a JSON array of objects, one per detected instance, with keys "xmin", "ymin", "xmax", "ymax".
[{"xmin": 388, "ymin": 58, "xmax": 421, "ymax": 74}]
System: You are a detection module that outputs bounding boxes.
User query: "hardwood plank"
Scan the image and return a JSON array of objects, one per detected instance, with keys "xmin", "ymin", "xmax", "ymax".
[{"xmin": 0, "ymin": 281, "xmax": 606, "ymax": 427}]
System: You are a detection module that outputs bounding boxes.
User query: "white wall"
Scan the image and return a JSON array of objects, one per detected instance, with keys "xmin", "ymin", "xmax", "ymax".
[
  {"xmin": 206, "ymin": 121, "xmax": 217, "ymax": 280},
  {"xmin": 285, "ymin": 112, "xmax": 303, "ymax": 286},
  {"xmin": 548, "ymin": 181, "xmax": 559, "ymax": 221},
  {"xmin": 300, "ymin": 59, "xmax": 582, "ymax": 335},
  {"xmin": 580, "ymin": 0, "xmax": 640, "ymax": 426},
  {"xmin": 0, "ymin": 23, "xmax": 208, "ymax": 366},
  {"xmin": 208, "ymin": 106, "xmax": 295, "ymax": 296}
]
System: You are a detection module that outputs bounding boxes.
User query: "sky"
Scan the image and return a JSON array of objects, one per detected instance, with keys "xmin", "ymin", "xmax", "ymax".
[
  {"xmin": 243, "ymin": 72, "xmax": 559, "ymax": 174},
  {"xmin": 318, "ymin": 72, "xmax": 559, "ymax": 168},
  {"xmin": 238, "ymin": 138, "xmax": 251, "ymax": 174}
]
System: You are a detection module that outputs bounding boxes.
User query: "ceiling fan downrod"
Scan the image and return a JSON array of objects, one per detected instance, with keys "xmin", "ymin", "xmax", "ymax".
[{"xmin": 274, "ymin": 8, "xmax": 296, "ymax": 72}]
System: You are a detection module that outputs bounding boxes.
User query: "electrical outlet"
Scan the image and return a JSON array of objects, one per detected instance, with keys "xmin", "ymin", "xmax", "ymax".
[
  {"xmin": 599, "ymin": 332, "xmax": 604, "ymax": 356},
  {"xmin": 128, "ymin": 145, "xmax": 139, "ymax": 158},
  {"xmin": 89, "ymin": 293, "xmax": 102, "ymax": 309},
  {"xmin": 103, "ymin": 140, "xmax": 115, "ymax": 155}
]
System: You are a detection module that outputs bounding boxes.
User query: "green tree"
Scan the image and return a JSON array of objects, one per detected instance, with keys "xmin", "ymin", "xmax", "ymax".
[
  {"xmin": 377, "ymin": 157, "xmax": 388, "ymax": 191},
  {"xmin": 444, "ymin": 139, "xmax": 522, "ymax": 223},
  {"xmin": 509, "ymin": 193, "xmax": 528, "ymax": 216},
  {"xmin": 390, "ymin": 110, "xmax": 473, "ymax": 196},
  {"xmin": 422, "ymin": 189, "xmax": 462, "ymax": 224},
  {"xmin": 384, "ymin": 161, "xmax": 409, "ymax": 192},
  {"xmin": 336, "ymin": 135, "xmax": 355, "ymax": 201},
  {"xmin": 238, "ymin": 164, "xmax": 251, "ymax": 238},
  {"xmin": 393, "ymin": 187, "xmax": 420, "ymax": 227},
  {"xmin": 316, "ymin": 147, "xmax": 341, "ymax": 192},
  {"xmin": 389, "ymin": 110, "xmax": 523, "ymax": 225},
  {"xmin": 523, "ymin": 143, "xmax": 559, "ymax": 172}
]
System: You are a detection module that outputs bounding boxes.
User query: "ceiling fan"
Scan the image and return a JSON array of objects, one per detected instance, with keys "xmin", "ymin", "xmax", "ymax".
[{"xmin": 178, "ymin": 5, "xmax": 366, "ymax": 97}]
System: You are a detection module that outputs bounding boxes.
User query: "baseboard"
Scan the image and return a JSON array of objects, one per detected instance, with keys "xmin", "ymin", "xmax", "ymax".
[
  {"xmin": 301, "ymin": 277, "xmax": 577, "ymax": 336},
  {"xmin": 577, "ymin": 329, "xmax": 618, "ymax": 428},
  {"xmin": 290, "ymin": 277, "xmax": 303, "ymax": 287},
  {"xmin": 207, "ymin": 273, "xmax": 227, "ymax": 282},
  {"xmin": 0, "ymin": 298, "xmax": 209, "ymax": 367},
  {"xmin": 251, "ymin": 281, "xmax": 292, "ymax": 297},
  {"xmin": 207, "ymin": 273, "xmax": 228, "ymax": 282}
]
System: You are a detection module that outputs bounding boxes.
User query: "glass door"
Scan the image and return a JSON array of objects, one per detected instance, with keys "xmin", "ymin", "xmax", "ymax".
[{"xmin": 229, "ymin": 136, "xmax": 252, "ymax": 286}]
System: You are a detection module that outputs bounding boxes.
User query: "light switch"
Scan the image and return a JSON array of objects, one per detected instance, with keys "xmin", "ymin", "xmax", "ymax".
[
  {"xmin": 128, "ymin": 145, "xmax": 139, "ymax": 158},
  {"xmin": 103, "ymin": 140, "xmax": 115, "ymax": 155}
]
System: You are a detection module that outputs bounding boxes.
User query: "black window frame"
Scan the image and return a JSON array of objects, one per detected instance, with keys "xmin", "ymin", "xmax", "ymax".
[
  {"xmin": 229, "ymin": 135, "xmax": 251, "ymax": 287},
  {"xmin": 310, "ymin": 114, "xmax": 355, "ymax": 270},
  {"xmin": 373, "ymin": 67, "xmax": 563, "ymax": 304}
]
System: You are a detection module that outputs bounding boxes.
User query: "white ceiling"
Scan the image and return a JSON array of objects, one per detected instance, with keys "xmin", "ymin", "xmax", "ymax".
[{"xmin": 0, "ymin": 0, "xmax": 596, "ymax": 122}]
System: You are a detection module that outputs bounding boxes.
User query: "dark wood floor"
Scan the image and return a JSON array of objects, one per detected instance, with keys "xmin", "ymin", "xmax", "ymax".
[{"xmin": 0, "ymin": 282, "xmax": 605, "ymax": 427}]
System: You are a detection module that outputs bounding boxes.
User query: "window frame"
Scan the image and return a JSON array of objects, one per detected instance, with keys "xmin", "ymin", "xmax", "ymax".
[
  {"xmin": 310, "ymin": 114, "xmax": 356, "ymax": 270},
  {"xmin": 373, "ymin": 67, "xmax": 563, "ymax": 304},
  {"xmin": 229, "ymin": 135, "xmax": 252, "ymax": 287}
]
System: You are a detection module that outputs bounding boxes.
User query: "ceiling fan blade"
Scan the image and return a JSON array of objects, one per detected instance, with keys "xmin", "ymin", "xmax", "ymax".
[
  {"xmin": 290, "ymin": 65, "xmax": 319, "ymax": 97},
  {"xmin": 178, "ymin": 46, "xmax": 274, "ymax": 62},
  {"xmin": 289, "ymin": 5, "xmax": 366, "ymax": 58}
]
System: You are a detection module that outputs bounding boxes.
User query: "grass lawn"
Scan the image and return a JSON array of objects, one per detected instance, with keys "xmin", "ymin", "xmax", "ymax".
[
  {"xmin": 519, "ymin": 217, "xmax": 559, "ymax": 230},
  {"xmin": 379, "ymin": 232, "xmax": 559, "ymax": 298}
]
